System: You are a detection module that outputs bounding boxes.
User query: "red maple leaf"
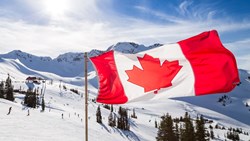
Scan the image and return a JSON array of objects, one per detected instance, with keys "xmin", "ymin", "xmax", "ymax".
[{"xmin": 125, "ymin": 54, "xmax": 182, "ymax": 93}]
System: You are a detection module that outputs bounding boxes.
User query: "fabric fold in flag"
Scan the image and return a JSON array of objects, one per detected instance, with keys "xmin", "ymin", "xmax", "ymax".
[{"xmin": 90, "ymin": 30, "xmax": 240, "ymax": 104}]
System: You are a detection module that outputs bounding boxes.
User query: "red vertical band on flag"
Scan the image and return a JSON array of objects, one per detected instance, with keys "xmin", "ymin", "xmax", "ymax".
[
  {"xmin": 90, "ymin": 51, "xmax": 128, "ymax": 104},
  {"xmin": 178, "ymin": 30, "xmax": 240, "ymax": 96}
]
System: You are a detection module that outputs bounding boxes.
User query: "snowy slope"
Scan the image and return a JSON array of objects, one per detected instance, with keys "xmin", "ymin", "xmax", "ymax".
[
  {"xmin": 0, "ymin": 83, "xmax": 141, "ymax": 141},
  {"xmin": 0, "ymin": 50, "xmax": 86, "ymax": 77},
  {"xmin": 0, "ymin": 66, "xmax": 250, "ymax": 141},
  {"xmin": 1, "ymin": 44, "xmax": 250, "ymax": 141}
]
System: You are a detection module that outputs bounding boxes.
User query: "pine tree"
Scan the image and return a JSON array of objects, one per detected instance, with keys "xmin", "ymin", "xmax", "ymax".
[
  {"xmin": 215, "ymin": 124, "xmax": 219, "ymax": 129},
  {"xmin": 123, "ymin": 108, "xmax": 129, "ymax": 130},
  {"xmin": 131, "ymin": 108, "xmax": 137, "ymax": 119},
  {"xmin": 180, "ymin": 112, "xmax": 195, "ymax": 141},
  {"xmin": 108, "ymin": 112, "xmax": 115, "ymax": 127},
  {"xmin": 175, "ymin": 122, "xmax": 179, "ymax": 141},
  {"xmin": 118, "ymin": 106, "xmax": 122, "ymax": 115},
  {"xmin": 113, "ymin": 114, "xmax": 116, "ymax": 127},
  {"xmin": 33, "ymin": 89, "xmax": 37, "ymax": 108},
  {"xmin": 96, "ymin": 106, "xmax": 102, "ymax": 123},
  {"xmin": 41, "ymin": 98, "xmax": 45, "ymax": 111},
  {"xmin": 227, "ymin": 131, "xmax": 240, "ymax": 141},
  {"xmin": 195, "ymin": 115, "xmax": 207, "ymax": 141},
  {"xmin": 117, "ymin": 115, "xmax": 122, "ymax": 129},
  {"xmin": 111, "ymin": 104, "xmax": 113, "ymax": 112},
  {"xmin": 117, "ymin": 106, "xmax": 122, "ymax": 129},
  {"xmin": 5, "ymin": 74, "xmax": 14, "ymax": 101},
  {"xmin": 210, "ymin": 129, "xmax": 214, "ymax": 139},
  {"xmin": 235, "ymin": 133, "xmax": 240, "ymax": 141},
  {"xmin": 6, "ymin": 85, "xmax": 14, "ymax": 101},
  {"xmin": 155, "ymin": 120, "xmax": 158, "ymax": 128},
  {"xmin": 156, "ymin": 113, "xmax": 178, "ymax": 141},
  {"xmin": 117, "ymin": 106, "xmax": 129, "ymax": 130},
  {"xmin": 180, "ymin": 116, "xmax": 183, "ymax": 122},
  {"xmin": 0, "ymin": 81, "xmax": 4, "ymax": 98},
  {"xmin": 24, "ymin": 90, "xmax": 37, "ymax": 108}
]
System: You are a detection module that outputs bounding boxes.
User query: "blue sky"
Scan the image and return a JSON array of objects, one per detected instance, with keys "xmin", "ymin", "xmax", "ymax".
[{"xmin": 0, "ymin": 0, "xmax": 250, "ymax": 69}]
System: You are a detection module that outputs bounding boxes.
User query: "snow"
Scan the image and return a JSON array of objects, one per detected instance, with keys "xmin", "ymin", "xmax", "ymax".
[{"xmin": 1, "ymin": 46, "xmax": 250, "ymax": 141}]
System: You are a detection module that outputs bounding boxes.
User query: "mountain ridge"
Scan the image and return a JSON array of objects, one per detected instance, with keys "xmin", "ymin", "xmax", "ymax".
[{"xmin": 0, "ymin": 42, "xmax": 162, "ymax": 77}]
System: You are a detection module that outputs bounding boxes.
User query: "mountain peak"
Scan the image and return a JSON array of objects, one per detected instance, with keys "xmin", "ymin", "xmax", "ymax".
[
  {"xmin": 148, "ymin": 43, "xmax": 163, "ymax": 49},
  {"xmin": 1, "ymin": 50, "xmax": 52, "ymax": 62},
  {"xmin": 107, "ymin": 42, "xmax": 148, "ymax": 54},
  {"xmin": 55, "ymin": 52, "xmax": 84, "ymax": 63},
  {"xmin": 88, "ymin": 49, "xmax": 104, "ymax": 57}
]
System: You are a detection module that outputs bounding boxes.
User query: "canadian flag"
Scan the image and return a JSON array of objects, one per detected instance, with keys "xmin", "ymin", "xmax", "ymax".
[{"xmin": 90, "ymin": 30, "xmax": 240, "ymax": 104}]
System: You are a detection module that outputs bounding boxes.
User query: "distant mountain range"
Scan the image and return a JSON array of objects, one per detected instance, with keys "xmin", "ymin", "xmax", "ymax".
[{"xmin": 0, "ymin": 42, "xmax": 162, "ymax": 77}]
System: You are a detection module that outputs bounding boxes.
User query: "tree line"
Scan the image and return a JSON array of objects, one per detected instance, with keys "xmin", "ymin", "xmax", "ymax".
[
  {"xmin": 156, "ymin": 112, "xmax": 210, "ymax": 141},
  {"xmin": 0, "ymin": 74, "xmax": 45, "ymax": 111},
  {"xmin": 155, "ymin": 112, "xmax": 246, "ymax": 141},
  {"xmin": 96, "ymin": 105, "xmax": 130, "ymax": 131}
]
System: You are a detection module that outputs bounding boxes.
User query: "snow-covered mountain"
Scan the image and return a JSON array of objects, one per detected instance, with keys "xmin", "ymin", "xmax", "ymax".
[
  {"xmin": 0, "ymin": 42, "xmax": 250, "ymax": 141},
  {"xmin": 107, "ymin": 42, "xmax": 163, "ymax": 54},
  {"xmin": 0, "ymin": 50, "xmax": 86, "ymax": 77},
  {"xmin": 0, "ymin": 42, "xmax": 159, "ymax": 78}
]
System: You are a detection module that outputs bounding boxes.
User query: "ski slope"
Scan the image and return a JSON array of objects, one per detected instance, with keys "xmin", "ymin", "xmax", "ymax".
[{"xmin": 0, "ymin": 50, "xmax": 250, "ymax": 141}]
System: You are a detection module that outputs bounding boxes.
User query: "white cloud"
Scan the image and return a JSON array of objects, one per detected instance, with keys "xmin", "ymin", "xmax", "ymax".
[
  {"xmin": 134, "ymin": 6, "xmax": 188, "ymax": 24},
  {"xmin": 0, "ymin": 0, "xmax": 250, "ymax": 70},
  {"xmin": 1, "ymin": 16, "xmax": 249, "ymax": 57},
  {"xmin": 226, "ymin": 39, "xmax": 250, "ymax": 55},
  {"xmin": 225, "ymin": 39, "xmax": 250, "ymax": 70},
  {"xmin": 179, "ymin": 0, "xmax": 193, "ymax": 16}
]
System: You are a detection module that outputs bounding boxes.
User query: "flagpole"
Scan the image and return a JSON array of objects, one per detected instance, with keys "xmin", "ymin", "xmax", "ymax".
[{"xmin": 84, "ymin": 52, "xmax": 88, "ymax": 141}]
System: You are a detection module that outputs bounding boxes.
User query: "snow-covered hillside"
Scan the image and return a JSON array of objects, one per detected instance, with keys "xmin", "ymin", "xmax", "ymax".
[
  {"xmin": 1, "ymin": 43, "xmax": 250, "ymax": 141},
  {"xmin": 0, "ymin": 50, "xmax": 86, "ymax": 77}
]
